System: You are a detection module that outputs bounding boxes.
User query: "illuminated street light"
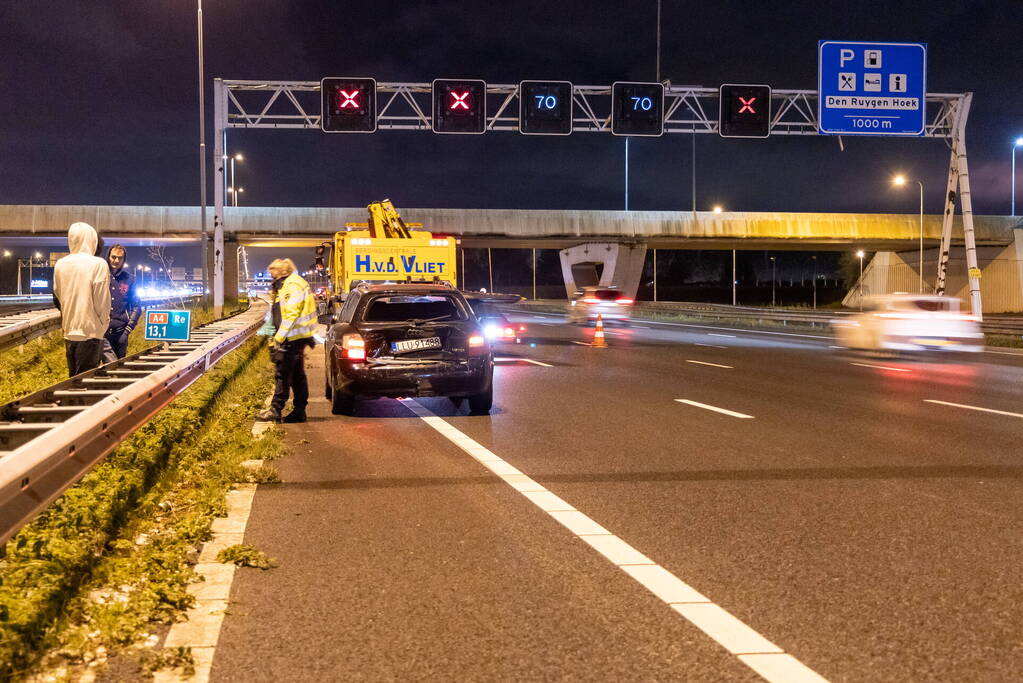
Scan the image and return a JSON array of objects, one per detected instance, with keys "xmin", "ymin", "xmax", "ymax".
[
  {"xmin": 712, "ymin": 205, "xmax": 723, "ymax": 213},
  {"xmin": 893, "ymin": 174, "xmax": 925, "ymax": 292},
  {"xmin": 2, "ymin": 250, "xmax": 11, "ymax": 258},
  {"xmin": 226, "ymin": 152, "xmax": 244, "ymax": 207},
  {"xmin": 1012, "ymin": 138, "xmax": 1023, "ymax": 216}
]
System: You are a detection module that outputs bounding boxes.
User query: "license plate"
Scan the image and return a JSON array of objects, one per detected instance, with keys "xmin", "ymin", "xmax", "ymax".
[{"xmin": 391, "ymin": 336, "xmax": 442, "ymax": 354}]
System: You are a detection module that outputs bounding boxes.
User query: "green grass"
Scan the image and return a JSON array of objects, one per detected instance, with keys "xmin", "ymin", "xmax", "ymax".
[{"xmin": 0, "ymin": 332, "xmax": 283, "ymax": 680}]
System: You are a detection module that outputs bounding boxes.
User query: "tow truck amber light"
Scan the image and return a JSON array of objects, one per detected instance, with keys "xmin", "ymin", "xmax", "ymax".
[{"xmin": 342, "ymin": 334, "xmax": 366, "ymax": 361}]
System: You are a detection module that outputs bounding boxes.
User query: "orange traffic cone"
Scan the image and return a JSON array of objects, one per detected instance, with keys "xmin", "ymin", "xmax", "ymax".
[{"xmin": 593, "ymin": 314, "xmax": 608, "ymax": 348}]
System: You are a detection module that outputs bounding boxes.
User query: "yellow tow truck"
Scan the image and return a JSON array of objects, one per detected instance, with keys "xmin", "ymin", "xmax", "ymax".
[{"xmin": 320, "ymin": 200, "xmax": 457, "ymax": 296}]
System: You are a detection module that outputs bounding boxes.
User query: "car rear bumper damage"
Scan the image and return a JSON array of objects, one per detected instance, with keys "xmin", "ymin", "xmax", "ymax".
[{"xmin": 337, "ymin": 358, "xmax": 492, "ymax": 397}]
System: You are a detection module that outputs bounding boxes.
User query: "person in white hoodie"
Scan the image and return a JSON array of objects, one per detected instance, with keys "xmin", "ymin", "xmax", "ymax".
[{"xmin": 52, "ymin": 222, "xmax": 111, "ymax": 376}]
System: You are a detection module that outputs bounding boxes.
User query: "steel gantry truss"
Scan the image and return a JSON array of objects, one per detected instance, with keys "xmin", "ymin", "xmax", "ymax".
[{"xmin": 208, "ymin": 79, "xmax": 982, "ymax": 316}]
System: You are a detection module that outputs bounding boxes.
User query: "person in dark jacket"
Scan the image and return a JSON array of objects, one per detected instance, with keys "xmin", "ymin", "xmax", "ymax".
[{"xmin": 102, "ymin": 244, "xmax": 142, "ymax": 362}]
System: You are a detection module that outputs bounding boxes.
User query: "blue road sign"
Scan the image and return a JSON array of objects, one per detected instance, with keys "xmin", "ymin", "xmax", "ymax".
[
  {"xmin": 818, "ymin": 40, "xmax": 926, "ymax": 136},
  {"xmin": 143, "ymin": 309, "xmax": 191, "ymax": 342}
]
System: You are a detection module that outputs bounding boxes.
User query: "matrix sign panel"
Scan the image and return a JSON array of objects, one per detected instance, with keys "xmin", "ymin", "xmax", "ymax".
[
  {"xmin": 818, "ymin": 40, "xmax": 926, "ymax": 136},
  {"xmin": 611, "ymin": 82, "xmax": 664, "ymax": 137},
  {"xmin": 519, "ymin": 81, "xmax": 573, "ymax": 135},
  {"xmin": 320, "ymin": 78, "xmax": 377, "ymax": 133},
  {"xmin": 144, "ymin": 310, "xmax": 191, "ymax": 342},
  {"xmin": 719, "ymin": 84, "xmax": 772, "ymax": 138},
  {"xmin": 432, "ymin": 79, "xmax": 487, "ymax": 134}
]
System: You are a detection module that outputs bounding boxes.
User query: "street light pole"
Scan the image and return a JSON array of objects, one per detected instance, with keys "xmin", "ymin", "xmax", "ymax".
[
  {"xmin": 197, "ymin": 0, "xmax": 208, "ymax": 310},
  {"xmin": 1013, "ymin": 137, "xmax": 1023, "ymax": 216},
  {"xmin": 770, "ymin": 256, "xmax": 776, "ymax": 307},
  {"xmin": 856, "ymin": 250, "xmax": 865, "ymax": 310},
  {"xmin": 916, "ymin": 180, "xmax": 924, "ymax": 292},
  {"xmin": 812, "ymin": 255, "xmax": 817, "ymax": 309}
]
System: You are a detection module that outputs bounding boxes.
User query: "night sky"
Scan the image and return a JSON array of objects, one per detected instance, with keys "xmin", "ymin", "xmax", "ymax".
[{"xmin": 1, "ymin": 1, "xmax": 1021, "ymax": 289}]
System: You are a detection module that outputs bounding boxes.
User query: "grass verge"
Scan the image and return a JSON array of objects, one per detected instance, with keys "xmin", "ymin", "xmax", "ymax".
[{"xmin": 0, "ymin": 333, "xmax": 283, "ymax": 680}]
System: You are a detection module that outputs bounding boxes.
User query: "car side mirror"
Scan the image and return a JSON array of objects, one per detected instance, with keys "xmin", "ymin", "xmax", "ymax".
[{"xmin": 317, "ymin": 311, "xmax": 334, "ymax": 325}]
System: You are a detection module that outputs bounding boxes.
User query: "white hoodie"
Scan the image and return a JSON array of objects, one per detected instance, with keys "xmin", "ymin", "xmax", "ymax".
[{"xmin": 53, "ymin": 222, "xmax": 110, "ymax": 341}]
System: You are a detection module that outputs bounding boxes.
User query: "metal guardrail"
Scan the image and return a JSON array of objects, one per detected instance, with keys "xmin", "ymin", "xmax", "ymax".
[
  {"xmin": 514, "ymin": 300, "xmax": 1023, "ymax": 337},
  {"xmin": 0, "ymin": 296, "xmax": 203, "ymax": 353},
  {"xmin": 0, "ymin": 300, "xmax": 267, "ymax": 547}
]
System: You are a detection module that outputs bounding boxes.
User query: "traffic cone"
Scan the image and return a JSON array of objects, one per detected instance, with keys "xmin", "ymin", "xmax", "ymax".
[{"xmin": 593, "ymin": 314, "xmax": 608, "ymax": 348}]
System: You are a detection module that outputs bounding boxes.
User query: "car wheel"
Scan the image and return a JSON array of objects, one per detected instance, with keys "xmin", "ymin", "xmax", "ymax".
[
  {"xmin": 330, "ymin": 386, "xmax": 356, "ymax": 415},
  {"xmin": 467, "ymin": 386, "xmax": 493, "ymax": 415}
]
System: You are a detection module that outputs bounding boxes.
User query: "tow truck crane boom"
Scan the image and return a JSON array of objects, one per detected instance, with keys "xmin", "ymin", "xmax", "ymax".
[{"xmin": 366, "ymin": 199, "xmax": 413, "ymax": 239}]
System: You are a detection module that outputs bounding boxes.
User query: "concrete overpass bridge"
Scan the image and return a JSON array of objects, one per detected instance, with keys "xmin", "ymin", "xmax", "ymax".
[{"xmin": 2, "ymin": 205, "xmax": 1020, "ymax": 311}]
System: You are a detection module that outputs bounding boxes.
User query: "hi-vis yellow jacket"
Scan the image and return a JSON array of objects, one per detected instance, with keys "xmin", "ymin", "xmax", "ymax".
[{"xmin": 273, "ymin": 272, "xmax": 317, "ymax": 345}]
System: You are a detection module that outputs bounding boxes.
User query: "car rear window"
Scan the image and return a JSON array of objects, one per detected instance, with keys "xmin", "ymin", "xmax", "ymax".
[
  {"xmin": 362, "ymin": 295, "xmax": 467, "ymax": 322},
  {"xmin": 592, "ymin": 290, "xmax": 621, "ymax": 301}
]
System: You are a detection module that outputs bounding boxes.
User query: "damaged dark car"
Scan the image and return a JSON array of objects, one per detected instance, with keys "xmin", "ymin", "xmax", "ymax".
[{"xmin": 322, "ymin": 283, "xmax": 494, "ymax": 415}]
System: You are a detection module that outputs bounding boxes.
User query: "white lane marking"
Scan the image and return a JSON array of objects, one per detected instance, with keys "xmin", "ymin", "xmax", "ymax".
[
  {"xmin": 571, "ymin": 340, "xmax": 592, "ymax": 346},
  {"xmin": 517, "ymin": 309, "xmax": 832, "ymax": 340},
  {"xmin": 675, "ymin": 399, "xmax": 754, "ymax": 419},
  {"xmin": 708, "ymin": 333, "xmax": 737, "ymax": 338},
  {"xmin": 695, "ymin": 343, "xmax": 729, "ymax": 349},
  {"xmin": 400, "ymin": 400, "xmax": 823, "ymax": 682},
  {"xmin": 673, "ymin": 603, "xmax": 783, "ymax": 654},
  {"xmin": 686, "ymin": 360, "xmax": 734, "ymax": 369},
  {"xmin": 849, "ymin": 362, "xmax": 911, "ymax": 373},
  {"xmin": 495, "ymin": 357, "xmax": 554, "ymax": 367},
  {"xmin": 155, "ymin": 483, "xmax": 259, "ymax": 683},
  {"xmin": 983, "ymin": 349, "xmax": 1023, "ymax": 357},
  {"xmin": 828, "ymin": 345, "xmax": 844, "ymax": 349},
  {"xmin": 924, "ymin": 399, "xmax": 1023, "ymax": 419}
]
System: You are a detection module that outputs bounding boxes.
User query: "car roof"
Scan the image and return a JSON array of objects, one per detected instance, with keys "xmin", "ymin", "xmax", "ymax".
[{"xmin": 352, "ymin": 282, "xmax": 464, "ymax": 297}]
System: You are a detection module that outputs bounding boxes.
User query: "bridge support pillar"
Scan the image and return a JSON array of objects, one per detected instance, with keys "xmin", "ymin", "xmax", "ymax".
[
  {"xmin": 559, "ymin": 242, "xmax": 647, "ymax": 299},
  {"xmin": 845, "ymin": 231, "xmax": 1023, "ymax": 313}
]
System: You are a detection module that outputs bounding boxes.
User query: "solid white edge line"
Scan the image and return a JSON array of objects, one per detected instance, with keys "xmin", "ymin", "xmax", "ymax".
[
  {"xmin": 686, "ymin": 360, "xmax": 734, "ymax": 369},
  {"xmin": 675, "ymin": 399, "xmax": 754, "ymax": 419},
  {"xmin": 400, "ymin": 399, "xmax": 823, "ymax": 682},
  {"xmin": 849, "ymin": 362, "xmax": 911, "ymax": 373},
  {"xmin": 154, "ymin": 482, "xmax": 260, "ymax": 683},
  {"xmin": 924, "ymin": 399, "xmax": 1023, "ymax": 419},
  {"xmin": 708, "ymin": 333, "xmax": 737, "ymax": 338}
]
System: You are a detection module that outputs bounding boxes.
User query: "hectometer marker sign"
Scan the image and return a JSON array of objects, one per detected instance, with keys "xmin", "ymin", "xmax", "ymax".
[
  {"xmin": 818, "ymin": 40, "xmax": 926, "ymax": 136},
  {"xmin": 144, "ymin": 310, "xmax": 191, "ymax": 342}
]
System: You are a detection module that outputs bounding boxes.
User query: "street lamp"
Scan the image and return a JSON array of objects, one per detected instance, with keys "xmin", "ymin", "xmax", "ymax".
[
  {"xmin": 1012, "ymin": 137, "xmax": 1023, "ymax": 216},
  {"xmin": 769, "ymin": 255, "xmax": 776, "ymax": 307},
  {"xmin": 227, "ymin": 186, "xmax": 245, "ymax": 207},
  {"xmin": 856, "ymin": 250, "xmax": 865, "ymax": 309},
  {"xmin": 712, "ymin": 205, "xmax": 723, "ymax": 213},
  {"xmin": 893, "ymin": 174, "xmax": 925, "ymax": 292}
]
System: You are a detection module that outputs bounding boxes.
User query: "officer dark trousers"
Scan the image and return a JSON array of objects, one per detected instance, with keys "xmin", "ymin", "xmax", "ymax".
[{"xmin": 270, "ymin": 341, "xmax": 309, "ymax": 415}]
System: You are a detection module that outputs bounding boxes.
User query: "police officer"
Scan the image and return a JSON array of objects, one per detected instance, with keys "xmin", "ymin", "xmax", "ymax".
[{"xmin": 257, "ymin": 258, "xmax": 317, "ymax": 423}]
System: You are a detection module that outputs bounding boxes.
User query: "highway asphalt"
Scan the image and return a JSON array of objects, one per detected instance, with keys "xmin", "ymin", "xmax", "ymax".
[{"xmin": 211, "ymin": 313, "xmax": 1023, "ymax": 681}]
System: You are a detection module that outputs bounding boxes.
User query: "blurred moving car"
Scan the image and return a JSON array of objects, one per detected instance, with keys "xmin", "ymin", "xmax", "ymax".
[
  {"xmin": 464, "ymin": 292, "xmax": 525, "ymax": 342},
  {"xmin": 321, "ymin": 283, "xmax": 494, "ymax": 415},
  {"xmin": 831, "ymin": 294, "xmax": 983, "ymax": 353},
  {"xmin": 568, "ymin": 286, "xmax": 633, "ymax": 325}
]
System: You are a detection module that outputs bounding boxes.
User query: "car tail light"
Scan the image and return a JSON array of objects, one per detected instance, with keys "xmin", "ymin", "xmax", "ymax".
[
  {"xmin": 341, "ymin": 333, "xmax": 366, "ymax": 361},
  {"xmin": 518, "ymin": 325, "xmax": 526, "ymax": 332},
  {"xmin": 503, "ymin": 327, "xmax": 515, "ymax": 338},
  {"xmin": 582, "ymin": 297, "xmax": 601, "ymax": 304},
  {"xmin": 617, "ymin": 298, "xmax": 634, "ymax": 305},
  {"xmin": 468, "ymin": 333, "xmax": 487, "ymax": 356}
]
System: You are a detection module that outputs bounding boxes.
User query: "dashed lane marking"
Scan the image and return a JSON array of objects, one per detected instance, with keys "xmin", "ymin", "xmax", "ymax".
[
  {"xmin": 695, "ymin": 343, "xmax": 729, "ymax": 349},
  {"xmin": 686, "ymin": 360, "xmax": 734, "ymax": 369},
  {"xmin": 708, "ymin": 333, "xmax": 737, "ymax": 338},
  {"xmin": 400, "ymin": 400, "xmax": 822, "ymax": 682},
  {"xmin": 674, "ymin": 399, "xmax": 754, "ymax": 419},
  {"xmin": 495, "ymin": 357, "xmax": 554, "ymax": 367},
  {"xmin": 850, "ymin": 362, "xmax": 911, "ymax": 373},
  {"xmin": 571, "ymin": 340, "xmax": 592, "ymax": 346},
  {"xmin": 924, "ymin": 399, "xmax": 1023, "ymax": 419}
]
